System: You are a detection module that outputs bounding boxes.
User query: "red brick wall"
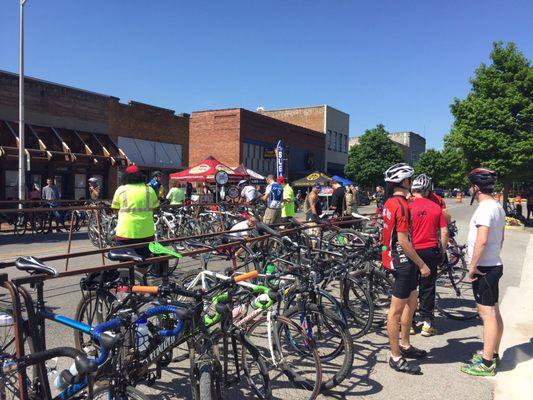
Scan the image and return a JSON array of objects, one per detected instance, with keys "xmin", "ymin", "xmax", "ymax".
[
  {"xmin": 189, "ymin": 109, "xmax": 242, "ymax": 166},
  {"xmin": 259, "ymin": 106, "xmax": 325, "ymax": 133}
]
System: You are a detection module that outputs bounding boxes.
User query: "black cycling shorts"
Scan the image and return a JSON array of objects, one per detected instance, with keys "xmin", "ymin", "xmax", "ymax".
[
  {"xmin": 472, "ymin": 265, "xmax": 503, "ymax": 306},
  {"xmin": 391, "ymin": 262, "xmax": 419, "ymax": 299}
]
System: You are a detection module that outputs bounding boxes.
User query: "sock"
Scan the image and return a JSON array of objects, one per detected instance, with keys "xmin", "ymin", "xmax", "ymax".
[
  {"xmin": 493, "ymin": 353, "xmax": 499, "ymax": 359},
  {"xmin": 399, "ymin": 342, "xmax": 410, "ymax": 350},
  {"xmin": 391, "ymin": 354, "xmax": 401, "ymax": 362},
  {"xmin": 482, "ymin": 357, "xmax": 493, "ymax": 368}
]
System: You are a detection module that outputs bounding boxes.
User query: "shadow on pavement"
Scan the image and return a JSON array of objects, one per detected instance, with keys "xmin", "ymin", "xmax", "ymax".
[
  {"xmin": 498, "ymin": 338, "xmax": 533, "ymax": 372},
  {"xmin": 0, "ymin": 231, "xmax": 89, "ymax": 245}
]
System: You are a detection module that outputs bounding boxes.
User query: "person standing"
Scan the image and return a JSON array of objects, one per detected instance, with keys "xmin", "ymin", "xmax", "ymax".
[
  {"xmin": 278, "ymin": 176, "xmax": 295, "ymax": 221},
  {"xmin": 344, "ymin": 185, "xmax": 354, "ymax": 215},
  {"xmin": 111, "ymin": 165, "xmax": 159, "ymax": 259},
  {"xmin": 514, "ymin": 193, "xmax": 523, "ymax": 218},
  {"xmin": 375, "ymin": 186, "xmax": 385, "ymax": 213},
  {"xmin": 330, "ymin": 180, "xmax": 346, "ymax": 217},
  {"xmin": 261, "ymin": 175, "xmax": 283, "ymax": 224},
  {"xmin": 148, "ymin": 171, "xmax": 165, "ymax": 200},
  {"xmin": 240, "ymin": 180, "xmax": 257, "ymax": 203},
  {"xmin": 304, "ymin": 184, "xmax": 322, "ymax": 221},
  {"xmin": 166, "ymin": 181, "xmax": 186, "ymax": 205},
  {"xmin": 88, "ymin": 177, "xmax": 100, "ymax": 201},
  {"xmin": 381, "ymin": 163, "xmax": 430, "ymax": 375},
  {"xmin": 409, "ymin": 174, "xmax": 449, "ymax": 337},
  {"xmin": 461, "ymin": 168, "xmax": 505, "ymax": 377},
  {"xmin": 42, "ymin": 178, "xmax": 59, "ymax": 201},
  {"xmin": 28, "ymin": 183, "xmax": 41, "ymax": 200}
]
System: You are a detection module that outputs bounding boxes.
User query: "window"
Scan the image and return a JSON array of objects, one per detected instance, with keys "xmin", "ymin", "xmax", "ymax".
[
  {"xmin": 333, "ymin": 131, "xmax": 337, "ymax": 151},
  {"xmin": 74, "ymin": 174, "xmax": 86, "ymax": 200},
  {"xmin": 327, "ymin": 130, "xmax": 332, "ymax": 150},
  {"xmin": 5, "ymin": 170, "xmax": 18, "ymax": 199}
]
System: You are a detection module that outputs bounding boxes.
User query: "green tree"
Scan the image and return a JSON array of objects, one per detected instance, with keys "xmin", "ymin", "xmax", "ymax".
[
  {"xmin": 414, "ymin": 149, "xmax": 445, "ymax": 186},
  {"xmin": 440, "ymin": 137, "xmax": 470, "ymax": 189},
  {"xmin": 345, "ymin": 124, "xmax": 403, "ymax": 188},
  {"xmin": 449, "ymin": 42, "xmax": 533, "ymax": 200}
]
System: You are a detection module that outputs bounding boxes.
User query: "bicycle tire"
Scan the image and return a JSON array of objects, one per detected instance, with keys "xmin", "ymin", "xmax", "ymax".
[
  {"xmin": 92, "ymin": 384, "xmax": 149, "ymax": 400},
  {"xmin": 436, "ymin": 265, "xmax": 478, "ymax": 320},
  {"xmin": 282, "ymin": 303, "xmax": 353, "ymax": 391},
  {"xmin": 243, "ymin": 315, "xmax": 322, "ymax": 400},
  {"xmin": 340, "ymin": 270, "xmax": 375, "ymax": 338}
]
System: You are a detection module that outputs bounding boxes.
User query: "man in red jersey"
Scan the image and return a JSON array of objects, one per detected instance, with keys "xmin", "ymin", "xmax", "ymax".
[
  {"xmin": 427, "ymin": 187, "xmax": 451, "ymax": 223},
  {"xmin": 382, "ymin": 163, "xmax": 431, "ymax": 375},
  {"xmin": 409, "ymin": 174, "xmax": 449, "ymax": 337}
]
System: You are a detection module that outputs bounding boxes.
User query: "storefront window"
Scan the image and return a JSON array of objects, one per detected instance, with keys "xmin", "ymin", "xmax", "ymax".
[
  {"xmin": 5, "ymin": 170, "xmax": 18, "ymax": 199},
  {"xmin": 74, "ymin": 174, "xmax": 86, "ymax": 200}
]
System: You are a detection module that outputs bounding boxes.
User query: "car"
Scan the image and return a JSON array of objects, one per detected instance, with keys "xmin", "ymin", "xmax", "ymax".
[{"xmin": 433, "ymin": 188, "xmax": 445, "ymax": 198}]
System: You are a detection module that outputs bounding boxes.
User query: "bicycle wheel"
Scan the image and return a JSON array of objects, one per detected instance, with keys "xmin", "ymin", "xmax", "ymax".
[
  {"xmin": 341, "ymin": 271, "xmax": 374, "ymax": 338},
  {"xmin": 92, "ymin": 384, "xmax": 149, "ymax": 400},
  {"xmin": 73, "ymin": 290, "xmax": 117, "ymax": 351},
  {"xmin": 243, "ymin": 315, "xmax": 322, "ymax": 400},
  {"xmin": 13, "ymin": 213, "xmax": 26, "ymax": 236},
  {"xmin": 436, "ymin": 265, "xmax": 478, "ymax": 320},
  {"xmin": 282, "ymin": 303, "xmax": 353, "ymax": 391}
]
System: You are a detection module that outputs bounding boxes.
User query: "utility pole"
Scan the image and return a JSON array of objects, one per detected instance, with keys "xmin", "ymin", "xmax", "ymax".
[{"xmin": 18, "ymin": 0, "xmax": 27, "ymax": 205}]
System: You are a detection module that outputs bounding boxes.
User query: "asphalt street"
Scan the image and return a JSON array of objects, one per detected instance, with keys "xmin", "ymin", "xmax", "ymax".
[{"xmin": 0, "ymin": 198, "xmax": 530, "ymax": 399}]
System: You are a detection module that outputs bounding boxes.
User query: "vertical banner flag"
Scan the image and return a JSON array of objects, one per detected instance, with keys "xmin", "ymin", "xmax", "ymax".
[{"xmin": 276, "ymin": 140, "xmax": 284, "ymax": 178}]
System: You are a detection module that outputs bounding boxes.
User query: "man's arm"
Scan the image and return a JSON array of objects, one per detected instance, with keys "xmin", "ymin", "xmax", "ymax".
[
  {"xmin": 468, "ymin": 225, "xmax": 489, "ymax": 280},
  {"xmin": 309, "ymin": 193, "xmax": 317, "ymax": 214},
  {"xmin": 440, "ymin": 226, "xmax": 449, "ymax": 252},
  {"xmin": 442, "ymin": 208, "xmax": 452, "ymax": 224},
  {"xmin": 397, "ymin": 232, "xmax": 430, "ymax": 277}
]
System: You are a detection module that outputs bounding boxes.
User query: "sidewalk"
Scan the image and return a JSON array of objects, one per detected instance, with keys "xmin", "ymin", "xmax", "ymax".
[{"xmin": 495, "ymin": 234, "xmax": 533, "ymax": 400}]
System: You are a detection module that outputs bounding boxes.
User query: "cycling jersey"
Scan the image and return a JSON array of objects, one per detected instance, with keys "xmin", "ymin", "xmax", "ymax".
[
  {"xmin": 409, "ymin": 197, "xmax": 447, "ymax": 250},
  {"xmin": 381, "ymin": 195, "xmax": 412, "ymax": 270},
  {"xmin": 428, "ymin": 192, "xmax": 446, "ymax": 209},
  {"xmin": 265, "ymin": 182, "xmax": 283, "ymax": 209}
]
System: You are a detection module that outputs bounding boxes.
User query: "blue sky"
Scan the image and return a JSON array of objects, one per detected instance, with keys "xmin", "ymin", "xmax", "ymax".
[{"xmin": 1, "ymin": 0, "xmax": 532, "ymax": 149}]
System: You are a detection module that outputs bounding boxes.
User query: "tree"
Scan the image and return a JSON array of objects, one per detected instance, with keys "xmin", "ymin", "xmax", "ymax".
[
  {"xmin": 414, "ymin": 149, "xmax": 445, "ymax": 186},
  {"xmin": 449, "ymin": 41, "xmax": 533, "ymax": 199},
  {"xmin": 440, "ymin": 137, "xmax": 470, "ymax": 189},
  {"xmin": 345, "ymin": 124, "xmax": 403, "ymax": 188}
]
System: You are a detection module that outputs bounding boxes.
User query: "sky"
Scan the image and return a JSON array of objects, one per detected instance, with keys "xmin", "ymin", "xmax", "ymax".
[{"xmin": 1, "ymin": 1, "xmax": 532, "ymax": 150}]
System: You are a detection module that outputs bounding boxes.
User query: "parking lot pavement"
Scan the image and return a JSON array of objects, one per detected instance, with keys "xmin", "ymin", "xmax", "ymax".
[{"xmin": 0, "ymin": 199, "xmax": 530, "ymax": 399}]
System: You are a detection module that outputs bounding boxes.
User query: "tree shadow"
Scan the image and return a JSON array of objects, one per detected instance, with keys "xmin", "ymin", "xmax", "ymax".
[{"xmin": 498, "ymin": 338, "xmax": 533, "ymax": 372}]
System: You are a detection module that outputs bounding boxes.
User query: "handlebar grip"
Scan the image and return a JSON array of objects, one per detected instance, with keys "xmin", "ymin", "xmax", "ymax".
[
  {"xmin": 234, "ymin": 270, "xmax": 258, "ymax": 283},
  {"xmin": 131, "ymin": 286, "xmax": 159, "ymax": 295}
]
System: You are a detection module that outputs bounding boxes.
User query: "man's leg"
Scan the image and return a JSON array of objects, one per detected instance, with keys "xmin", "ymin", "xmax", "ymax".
[
  {"xmin": 387, "ymin": 296, "xmax": 408, "ymax": 357},
  {"xmin": 494, "ymin": 303, "xmax": 504, "ymax": 355},
  {"xmin": 400, "ymin": 290, "xmax": 418, "ymax": 348},
  {"xmin": 478, "ymin": 304, "xmax": 500, "ymax": 361}
]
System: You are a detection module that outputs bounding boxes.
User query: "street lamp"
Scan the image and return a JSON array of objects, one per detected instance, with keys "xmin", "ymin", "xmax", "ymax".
[{"xmin": 18, "ymin": 0, "xmax": 27, "ymax": 205}]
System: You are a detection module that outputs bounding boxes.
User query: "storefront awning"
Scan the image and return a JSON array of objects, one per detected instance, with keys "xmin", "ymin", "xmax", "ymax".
[
  {"xmin": 117, "ymin": 136, "xmax": 183, "ymax": 170},
  {"xmin": 0, "ymin": 120, "xmax": 129, "ymax": 166}
]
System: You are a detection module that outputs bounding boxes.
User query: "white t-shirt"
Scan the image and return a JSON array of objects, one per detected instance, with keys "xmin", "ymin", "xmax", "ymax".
[
  {"xmin": 241, "ymin": 186, "xmax": 257, "ymax": 202},
  {"xmin": 230, "ymin": 220, "xmax": 251, "ymax": 238},
  {"xmin": 467, "ymin": 199, "xmax": 505, "ymax": 266}
]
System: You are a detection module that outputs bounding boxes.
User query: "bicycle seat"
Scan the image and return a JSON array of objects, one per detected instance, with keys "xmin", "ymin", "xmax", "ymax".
[
  {"xmin": 106, "ymin": 248, "xmax": 145, "ymax": 263},
  {"xmin": 255, "ymin": 221, "xmax": 280, "ymax": 237},
  {"xmin": 14, "ymin": 257, "xmax": 58, "ymax": 277}
]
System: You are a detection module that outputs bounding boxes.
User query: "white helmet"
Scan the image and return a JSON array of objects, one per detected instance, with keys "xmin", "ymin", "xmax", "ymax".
[
  {"xmin": 384, "ymin": 163, "xmax": 414, "ymax": 183},
  {"xmin": 411, "ymin": 174, "xmax": 432, "ymax": 192},
  {"xmin": 88, "ymin": 177, "xmax": 98, "ymax": 183}
]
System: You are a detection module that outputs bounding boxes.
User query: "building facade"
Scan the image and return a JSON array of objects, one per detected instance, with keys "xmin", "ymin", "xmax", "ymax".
[
  {"xmin": 0, "ymin": 70, "xmax": 188, "ymax": 200},
  {"xmin": 189, "ymin": 108, "xmax": 325, "ymax": 179},
  {"xmin": 349, "ymin": 131, "xmax": 426, "ymax": 165},
  {"xmin": 258, "ymin": 105, "xmax": 349, "ymax": 176}
]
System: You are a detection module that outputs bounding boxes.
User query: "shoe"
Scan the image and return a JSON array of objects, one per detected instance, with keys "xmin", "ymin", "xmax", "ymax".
[
  {"xmin": 421, "ymin": 323, "xmax": 437, "ymax": 337},
  {"xmin": 389, "ymin": 356, "xmax": 422, "ymax": 375},
  {"xmin": 470, "ymin": 351, "xmax": 500, "ymax": 368},
  {"xmin": 409, "ymin": 325, "xmax": 416, "ymax": 335},
  {"xmin": 461, "ymin": 361, "xmax": 495, "ymax": 376},
  {"xmin": 400, "ymin": 345, "xmax": 428, "ymax": 359}
]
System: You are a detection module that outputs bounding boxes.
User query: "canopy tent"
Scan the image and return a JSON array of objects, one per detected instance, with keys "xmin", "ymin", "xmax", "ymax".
[
  {"xmin": 232, "ymin": 164, "xmax": 265, "ymax": 180},
  {"xmin": 169, "ymin": 155, "xmax": 248, "ymax": 182},
  {"xmin": 332, "ymin": 175, "xmax": 353, "ymax": 186},
  {"xmin": 292, "ymin": 172, "xmax": 332, "ymax": 187}
]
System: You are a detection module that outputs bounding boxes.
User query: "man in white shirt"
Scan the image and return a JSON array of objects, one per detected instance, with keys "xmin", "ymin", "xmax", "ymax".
[
  {"xmin": 461, "ymin": 168, "xmax": 505, "ymax": 377},
  {"xmin": 261, "ymin": 175, "xmax": 283, "ymax": 224},
  {"xmin": 239, "ymin": 180, "xmax": 257, "ymax": 203}
]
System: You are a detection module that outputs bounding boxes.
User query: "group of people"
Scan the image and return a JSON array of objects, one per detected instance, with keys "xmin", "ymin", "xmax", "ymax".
[{"xmin": 381, "ymin": 162, "xmax": 505, "ymax": 377}]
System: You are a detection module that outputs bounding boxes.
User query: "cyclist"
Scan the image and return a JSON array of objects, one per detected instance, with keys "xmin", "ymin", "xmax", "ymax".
[
  {"xmin": 261, "ymin": 174, "xmax": 283, "ymax": 224},
  {"xmin": 148, "ymin": 171, "xmax": 165, "ymax": 200},
  {"xmin": 278, "ymin": 176, "xmax": 295, "ymax": 222},
  {"xmin": 239, "ymin": 180, "xmax": 257, "ymax": 203},
  {"xmin": 88, "ymin": 177, "xmax": 100, "ymax": 201},
  {"xmin": 375, "ymin": 185, "xmax": 385, "ymax": 213},
  {"xmin": 330, "ymin": 180, "xmax": 346, "ymax": 217},
  {"xmin": 111, "ymin": 165, "xmax": 159, "ymax": 259},
  {"xmin": 409, "ymin": 174, "xmax": 448, "ymax": 337},
  {"xmin": 427, "ymin": 185, "xmax": 451, "ymax": 224},
  {"xmin": 461, "ymin": 168, "xmax": 505, "ymax": 377},
  {"xmin": 381, "ymin": 163, "xmax": 430, "ymax": 375},
  {"xmin": 166, "ymin": 180, "xmax": 186, "ymax": 205}
]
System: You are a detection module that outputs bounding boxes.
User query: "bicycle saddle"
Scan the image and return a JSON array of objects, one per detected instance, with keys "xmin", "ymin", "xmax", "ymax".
[
  {"xmin": 106, "ymin": 248, "xmax": 145, "ymax": 263},
  {"xmin": 14, "ymin": 257, "xmax": 58, "ymax": 277},
  {"xmin": 255, "ymin": 221, "xmax": 280, "ymax": 237}
]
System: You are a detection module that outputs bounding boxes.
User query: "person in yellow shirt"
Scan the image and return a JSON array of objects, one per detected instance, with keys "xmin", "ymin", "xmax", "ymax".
[
  {"xmin": 278, "ymin": 176, "xmax": 295, "ymax": 221},
  {"xmin": 111, "ymin": 165, "xmax": 159, "ymax": 258},
  {"xmin": 166, "ymin": 180, "xmax": 186, "ymax": 205}
]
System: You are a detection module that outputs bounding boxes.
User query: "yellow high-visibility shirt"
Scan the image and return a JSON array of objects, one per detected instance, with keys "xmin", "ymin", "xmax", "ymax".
[{"xmin": 111, "ymin": 183, "xmax": 159, "ymax": 239}]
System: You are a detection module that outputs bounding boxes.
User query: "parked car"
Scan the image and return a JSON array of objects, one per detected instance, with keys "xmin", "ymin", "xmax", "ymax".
[{"xmin": 433, "ymin": 188, "xmax": 445, "ymax": 198}]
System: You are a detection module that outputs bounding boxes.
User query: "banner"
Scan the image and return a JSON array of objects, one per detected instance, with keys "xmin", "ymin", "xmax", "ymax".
[{"xmin": 276, "ymin": 140, "xmax": 284, "ymax": 178}]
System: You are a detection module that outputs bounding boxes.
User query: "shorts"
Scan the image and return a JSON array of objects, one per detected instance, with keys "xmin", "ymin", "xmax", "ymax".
[
  {"xmin": 391, "ymin": 262, "xmax": 418, "ymax": 299},
  {"xmin": 263, "ymin": 208, "xmax": 281, "ymax": 224},
  {"xmin": 472, "ymin": 265, "xmax": 503, "ymax": 306}
]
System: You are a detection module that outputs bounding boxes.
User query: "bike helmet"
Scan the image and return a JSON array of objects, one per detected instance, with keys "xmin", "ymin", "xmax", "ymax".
[
  {"xmin": 152, "ymin": 171, "xmax": 162, "ymax": 178},
  {"xmin": 88, "ymin": 177, "xmax": 98, "ymax": 184},
  {"xmin": 468, "ymin": 168, "xmax": 497, "ymax": 189},
  {"xmin": 411, "ymin": 174, "xmax": 432, "ymax": 192},
  {"xmin": 384, "ymin": 163, "xmax": 415, "ymax": 183}
]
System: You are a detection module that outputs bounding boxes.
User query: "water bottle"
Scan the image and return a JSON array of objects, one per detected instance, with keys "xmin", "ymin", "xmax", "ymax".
[
  {"xmin": 53, "ymin": 361, "xmax": 78, "ymax": 390},
  {"xmin": 135, "ymin": 318, "xmax": 150, "ymax": 352}
]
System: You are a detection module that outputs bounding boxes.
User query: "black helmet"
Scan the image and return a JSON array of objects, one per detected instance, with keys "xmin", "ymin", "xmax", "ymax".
[
  {"xmin": 468, "ymin": 168, "xmax": 497, "ymax": 189},
  {"xmin": 152, "ymin": 171, "xmax": 162, "ymax": 178}
]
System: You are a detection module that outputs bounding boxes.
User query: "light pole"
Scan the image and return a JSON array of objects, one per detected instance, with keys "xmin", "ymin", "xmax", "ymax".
[{"xmin": 18, "ymin": 0, "xmax": 27, "ymax": 204}]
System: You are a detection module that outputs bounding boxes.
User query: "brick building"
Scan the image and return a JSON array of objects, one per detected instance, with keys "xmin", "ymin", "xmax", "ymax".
[
  {"xmin": 258, "ymin": 105, "xmax": 349, "ymax": 176},
  {"xmin": 0, "ymin": 70, "xmax": 188, "ymax": 199},
  {"xmin": 189, "ymin": 108, "xmax": 325, "ymax": 179}
]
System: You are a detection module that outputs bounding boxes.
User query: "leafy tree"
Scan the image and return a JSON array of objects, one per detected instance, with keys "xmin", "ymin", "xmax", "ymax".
[
  {"xmin": 449, "ymin": 41, "xmax": 533, "ymax": 200},
  {"xmin": 414, "ymin": 149, "xmax": 445, "ymax": 186},
  {"xmin": 345, "ymin": 124, "xmax": 403, "ymax": 188},
  {"xmin": 440, "ymin": 137, "xmax": 470, "ymax": 189}
]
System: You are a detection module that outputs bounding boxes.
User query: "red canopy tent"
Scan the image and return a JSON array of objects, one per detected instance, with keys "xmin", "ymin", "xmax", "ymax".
[{"xmin": 169, "ymin": 155, "xmax": 248, "ymax": 182}]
